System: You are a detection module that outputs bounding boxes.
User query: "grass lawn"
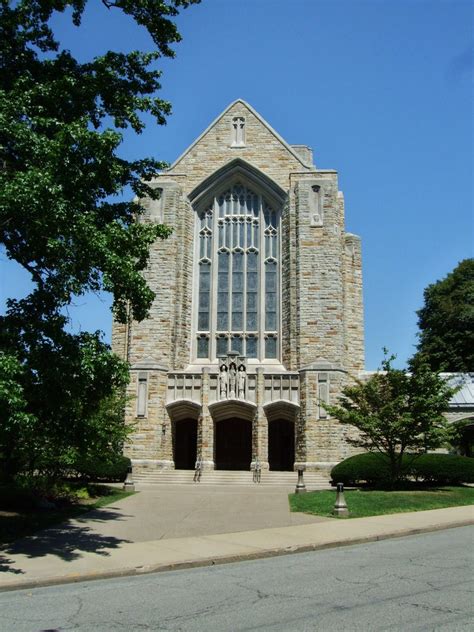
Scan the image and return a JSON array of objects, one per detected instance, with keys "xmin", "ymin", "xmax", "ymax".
[
  {"xmin": 289, "ymin": 486, "xmax": 474, "ymax": 519},
  {"xmin": 0, "ymin": 483, "xmax": 134, "ymax": 544}
]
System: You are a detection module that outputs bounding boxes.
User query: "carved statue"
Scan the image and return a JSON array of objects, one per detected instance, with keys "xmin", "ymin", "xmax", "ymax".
[
  {"xmin": 219, "ymin": 364, "xmax": 228, "ymax": 399},
  {"xmin": 229, "ymin": 362, "xmax": 237, "ymax": 398},
  {"xmin": 238, "ymin": 364, "xmax": 246, "ymax": 399}
]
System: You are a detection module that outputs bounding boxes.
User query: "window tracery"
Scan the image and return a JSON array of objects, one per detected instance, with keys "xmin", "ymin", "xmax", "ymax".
[{"xmin": 195, "ymin": 182, "xmax": 280, "ymax": 362}]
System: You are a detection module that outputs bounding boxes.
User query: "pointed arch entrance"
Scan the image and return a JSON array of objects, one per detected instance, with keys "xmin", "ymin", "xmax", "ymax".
[
  {"xmin": 209, "ymin": 399, "xmax": 256, "ymax": 470},
  {"xmin": 268, "ymin": 419, "xmax": 295, "ymax": 471},
  {"xmin": 264, "ymin": 400, "xmax": 299, "ymax": 471},
  {"xmin": 215, "ymin": 418, "xmax": 252, "ymax": 470},
  {"xmin": 173, "ymin": 418, "xmax": 197, "ymax": 470}
]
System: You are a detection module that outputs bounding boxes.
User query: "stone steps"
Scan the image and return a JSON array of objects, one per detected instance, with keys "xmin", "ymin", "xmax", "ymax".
[{"xmin": 132, "ymin": 469, "xmax": 331, "ymax": 488}]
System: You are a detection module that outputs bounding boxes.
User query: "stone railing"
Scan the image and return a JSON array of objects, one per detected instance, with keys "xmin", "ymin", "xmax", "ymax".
[
  {"xmin": 166, "ymin": 373, "xmax": 202, "ymax": 404},
  {"xmin": 263, "ymin": 373, "xmax": 300, "ymax": 404},
  {"xmin": 166, "ymin": 370, "xmax": 300, "ymax": 407}
]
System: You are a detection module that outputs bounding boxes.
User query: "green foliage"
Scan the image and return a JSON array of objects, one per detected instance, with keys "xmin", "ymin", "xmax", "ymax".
[
  {"xmin": 331, "ymin": 452, "xmax": 474, "ymax": 487},
  {"xmin": 324, "ymin": 351, "xmax": 457, "ymax": 485},
  {"xmin": 331, "ymin": 453, "xmax": 394, "ymax": 487},
  {"xmin": 411, "ymin": 453, "xmax": 474, "ymax": 485},
  {"xmin": 0, "ymin": 352, "xmax": 37, "ymax": 480},
  {"xmin": 0, "ymin": 337, "xmax": 130, "ymax": 480},
  {"xmin": 0, "ymin": 1, "xmax": 199, "ymax": 480},
  {"xmin": 73, "ymin": 454, "xmax": 131, "ymax": 482},
  {"xmin": 413, "ymin": 259, "xmax": 474, "ymax": 371},
  {"xmin": 0, "ymin": 0, "xmax": 200, "ymax": 321}
]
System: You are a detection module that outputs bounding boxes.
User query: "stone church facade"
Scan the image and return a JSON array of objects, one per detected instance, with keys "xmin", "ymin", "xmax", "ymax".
[{"xmin": 112, "ymin": 100, "xmax": 365, "ymax": 476}]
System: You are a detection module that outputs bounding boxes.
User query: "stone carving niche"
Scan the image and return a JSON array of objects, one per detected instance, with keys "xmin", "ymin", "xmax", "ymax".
[{"xmin": 218, "ymin": 352, "xmax": 247, "ymax": 400}]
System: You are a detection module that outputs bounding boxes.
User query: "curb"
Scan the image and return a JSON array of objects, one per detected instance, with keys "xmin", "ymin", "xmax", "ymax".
[{"xmin": 1, "ymin": 519, "xmax": 472, "ymax": 593}]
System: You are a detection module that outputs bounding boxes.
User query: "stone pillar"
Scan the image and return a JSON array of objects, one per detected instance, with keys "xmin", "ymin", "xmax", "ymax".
[
  {"xmin": 253, "ymin": 368, "xmax": 269, "ymax": 470},
  {"xmin": 296, "ymin": 368, "xmax": 318, "ymax": 469},
  {"xmin": 199, "ymin": 367, "xmax": 215, "ymax": 470},
  {"xmin": 157, "ymin": 371, "xmax": 174, "ymax": 468}
]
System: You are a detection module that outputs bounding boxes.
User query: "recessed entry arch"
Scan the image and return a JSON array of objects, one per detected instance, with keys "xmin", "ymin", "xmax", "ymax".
[
  {"xmin": 173, "ymin": 418, "xmax": 197, "ymax": 470},
  {"xmin": 214, "ymin": 417, "xmax": 252, "ymax": 471}
]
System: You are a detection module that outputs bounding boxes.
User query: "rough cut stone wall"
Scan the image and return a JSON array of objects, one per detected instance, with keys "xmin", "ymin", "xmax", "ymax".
[
  {"xmin": 171, "ymin": 196, "xmax": 194, "ymax": 370},
  {"xmin": 294, "ymin": 175, "xmax": 345, "ymax": 368},
  {"xmin": 281, "ymin": 195, "xmax": 298, "ymax": 370},
  {"xmin": 343, "ymin": 232, "xmax": 365, "ymax": 373},
  {"xmin": 123, "ymin": 369, "xmax": 171, "ymax": 468},
  {"xmin": 167, "ymin": 102, "xmax": 309, "ymax": 193}
]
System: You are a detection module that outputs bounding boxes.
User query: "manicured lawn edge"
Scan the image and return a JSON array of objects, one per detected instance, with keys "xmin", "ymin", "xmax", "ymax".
[{"xmin": 289, "ymin": 486, "xmax": 474, "ymax": 519}]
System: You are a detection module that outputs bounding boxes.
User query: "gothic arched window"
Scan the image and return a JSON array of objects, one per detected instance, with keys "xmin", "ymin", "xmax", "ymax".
[{"xmin": 194, "ymin": 182, "xmax": 280, "ymax": 362}]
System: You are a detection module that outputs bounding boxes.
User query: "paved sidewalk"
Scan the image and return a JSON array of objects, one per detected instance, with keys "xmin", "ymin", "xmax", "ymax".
[{"xmin": 1, "ymin": 498, "xmax": 472, "ymax": 591}]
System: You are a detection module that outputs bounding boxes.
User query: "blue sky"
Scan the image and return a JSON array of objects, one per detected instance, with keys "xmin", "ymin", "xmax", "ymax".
[{"xmin": 1, "ymin": 0, "xmax": 472, "ymax": 370}]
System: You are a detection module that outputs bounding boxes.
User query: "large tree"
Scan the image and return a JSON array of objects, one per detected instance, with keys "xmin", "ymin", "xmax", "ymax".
[
  {"xmin": 0, "ymin": 0, "xmax": 199, "ymax": 480},
  {"xmin": 324, "ymin": 353, "xmax": 457, "ymax": 486},
  {"xmin": 414, "ymin": 259, "xmax": 474, "ymax": 372}
]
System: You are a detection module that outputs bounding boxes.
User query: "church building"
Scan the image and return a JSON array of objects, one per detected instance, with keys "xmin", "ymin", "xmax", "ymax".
[{"xmin": 112, "ymin": 100, "xmax": 365, "ymax": 479}]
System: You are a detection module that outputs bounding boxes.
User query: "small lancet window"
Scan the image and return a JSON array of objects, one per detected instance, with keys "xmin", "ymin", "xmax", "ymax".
[
  {"xmin": 318, "ymin": 373, "xmax": 329, "ymax": 419},
  {"xmin": 137, "ymin": 372, "xmax": 148, "ymax": 417},
  {"xmin": 231, "ymin": 117, "xmax": 246, "ymax": 147},
  {"xmin": 310, "ymin": 184, "xmax": 323, "ymax": 227}
]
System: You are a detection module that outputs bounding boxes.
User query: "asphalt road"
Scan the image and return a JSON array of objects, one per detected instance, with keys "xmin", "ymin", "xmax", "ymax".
[{"xmin": 1, "ymin": 526, "xmax": 472, "ymax": 632}]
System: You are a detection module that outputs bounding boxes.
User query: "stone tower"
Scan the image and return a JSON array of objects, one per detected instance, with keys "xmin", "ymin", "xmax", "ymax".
[{"xmin": 112, "ymin": 100, "xmax": 364, "ymax": 476}]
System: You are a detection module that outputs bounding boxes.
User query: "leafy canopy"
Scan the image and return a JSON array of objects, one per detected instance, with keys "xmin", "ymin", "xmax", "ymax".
[
  {"xmin": 414, "ymin": 259, "xmax": 474, "ymax": 372},
  {"xmin": 0, "ymin": 0, "xmax": 199, "ymax": 480},
  {"xmin": 324, "ymin": 352, "xmax": 457, "ymax": 484},
  {"xmin": 1, "ymin": 0, "xmax": 199, "ymax": 322}
]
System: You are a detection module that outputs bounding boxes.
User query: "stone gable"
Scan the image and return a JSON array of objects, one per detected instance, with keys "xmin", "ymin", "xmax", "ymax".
[{"xmin": 166, "ymin": 100, "xmax": 313, "ymax": 193}]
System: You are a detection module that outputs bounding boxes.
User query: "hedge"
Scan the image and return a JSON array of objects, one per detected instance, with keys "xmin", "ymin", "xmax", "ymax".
[
  {"xmin": 331, "ymin": 453, "xmax": 393, "ymax": 486},
  {"xmin": 331, "ymin": 452, "xmax": 474, "ymax": 487},
  {"xmin": 411, "ymin": 453, "xmax": 474, "ymax": 485},
  {"xmin": 72, "ymin": 455, "xmax": 131, "ymax": 482}
]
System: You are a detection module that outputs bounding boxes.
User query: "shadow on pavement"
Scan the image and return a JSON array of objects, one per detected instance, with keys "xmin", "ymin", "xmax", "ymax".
[
  {"xmin": 1, "ymin": 508, "xmax": 132, "ymax": 575},
  {"xmin": 0, "ymin": 555, "xmax": 24, "ymax": 574}
]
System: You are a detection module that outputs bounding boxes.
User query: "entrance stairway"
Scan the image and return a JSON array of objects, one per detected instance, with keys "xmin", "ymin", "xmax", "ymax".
[{"xmin": 132, "ymin": 469, "xmax": 331, "ymax": 488}]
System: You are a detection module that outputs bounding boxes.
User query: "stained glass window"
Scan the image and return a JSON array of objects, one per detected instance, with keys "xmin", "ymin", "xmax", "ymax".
[{"xmin": 195, "ymin": 183, "xmax": 280, "ymax": 361}]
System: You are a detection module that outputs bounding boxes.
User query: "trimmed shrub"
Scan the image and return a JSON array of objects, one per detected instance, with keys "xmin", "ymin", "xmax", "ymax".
[
  {"xmin": 330, "ymin": 453, "xmax": 394, "ymax": 487},
  {"xmin": 331, "ymin": 452, "xmax": 474, "ymax": 487},
  {"xmin": 73, "ymin": 455, "xmax": 131, "ymax": 482},
  {"xmin": 411, "ymin": 453, "xmax": 474, "ymax": 485}
]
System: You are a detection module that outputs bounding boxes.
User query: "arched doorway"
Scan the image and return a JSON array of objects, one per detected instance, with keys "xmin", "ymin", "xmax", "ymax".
[
  {"xmin": 268, "ymin": 419, "xmax": 295, "ymax": 471},
  {"xmin": 173, "ymin": 418, "xmax": 197, "ymax": 469},
  {"xmin": 215, "ymin": 418, "xmax": 252, "ymax": 470},
  {"xmin": 457, "ymin": 420, "xmax": 474, "ymax": 457}
]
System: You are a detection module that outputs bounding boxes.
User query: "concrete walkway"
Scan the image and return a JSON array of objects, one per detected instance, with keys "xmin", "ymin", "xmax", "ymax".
[{"xmin": 0, "ymin": 487, "xmax": 472, "ymax": 592}]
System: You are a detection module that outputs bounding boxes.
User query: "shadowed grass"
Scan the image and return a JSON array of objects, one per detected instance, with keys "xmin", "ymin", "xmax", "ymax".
[
  {"xmin": 289, "ymin": 486, "xmax": 474, "ymax": 519},
  {"xmin": 0, "ymin": 483, "xmax": 134, "ymax": 544}
]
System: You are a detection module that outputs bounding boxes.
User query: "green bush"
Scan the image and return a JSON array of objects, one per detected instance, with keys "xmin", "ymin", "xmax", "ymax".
[
  {"xmin": 330, "ymin": 453, "xmax": 394, "ymax": 486},
  {"xmin": 73, "ymin": 455, "xmax": 131, "ymax": 482},
  {"xmin": 331, "ymin": 452, "xmax": 474, "ymax": 487},
  {"xmin": 411, "ymin": 454, "xmax": 474, "ymax": 484}
]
